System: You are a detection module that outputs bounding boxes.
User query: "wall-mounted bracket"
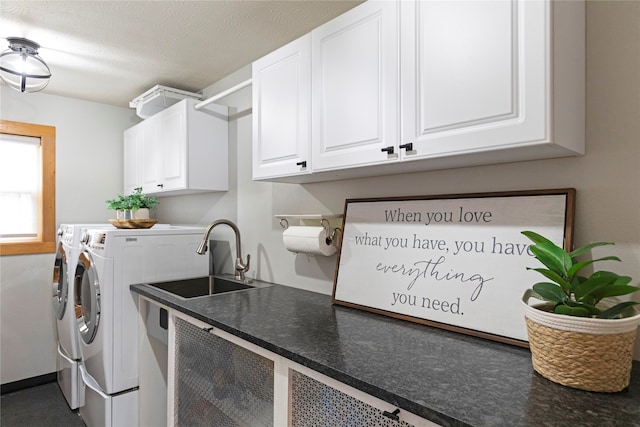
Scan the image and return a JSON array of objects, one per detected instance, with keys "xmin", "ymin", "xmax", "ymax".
[{"xmin": 275, "ymin": 214, "xmax": 343, "ymax": 245}]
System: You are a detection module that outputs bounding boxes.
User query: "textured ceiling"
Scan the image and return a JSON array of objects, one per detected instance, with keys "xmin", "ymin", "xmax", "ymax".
[{"xmin": 0, "ymin": 0, "xmax": 362, "ymax": 107}]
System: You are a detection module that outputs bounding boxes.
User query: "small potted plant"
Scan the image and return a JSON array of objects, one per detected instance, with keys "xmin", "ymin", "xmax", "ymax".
[
  {"xmin": 521, "ymin": 230, "xmax": 640, "ymax": 392},
  {"xmin": 123, "ymin": 188, "xmax": 158, "ymax": 219},
  {"xmin": 106, "ymin": 189, "xmax": 158, "ymax": 220},
  {"xmin": 106, "ymin": 193, "xmax": 128, "ymax": 219}
]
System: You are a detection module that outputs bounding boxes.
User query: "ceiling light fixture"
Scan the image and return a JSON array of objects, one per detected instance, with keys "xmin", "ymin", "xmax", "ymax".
[{"xmin": 0, "ymin": 37, "xmax": 51, "ymax": 93}]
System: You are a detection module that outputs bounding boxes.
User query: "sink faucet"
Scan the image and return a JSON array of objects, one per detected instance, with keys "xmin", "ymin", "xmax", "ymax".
[{"xmin": 196, "ymin": 219, "xmax": 250, "ymax": 281}]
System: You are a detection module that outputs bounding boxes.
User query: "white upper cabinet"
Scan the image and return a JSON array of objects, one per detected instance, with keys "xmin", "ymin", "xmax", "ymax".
[
  {"xmin": 123, "ymin": 98, "xmax": 229, "ymax": 196},
  {"xmin": 252, "ymin": 34, "xmax": 311, "ymax": 180},
  {"xmin": 311, "ymin": 0, "xmax": 399, "ymax": 171},
  {"xmin": 400, "ymin": 0, "xmax": 584, "ymax": 166},
  {"xmin": 251, "ymin": 0, "xmax": 584, "ymax": 183}
]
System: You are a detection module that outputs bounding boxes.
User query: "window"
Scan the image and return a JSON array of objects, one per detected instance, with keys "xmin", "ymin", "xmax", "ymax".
[{"xmin": 0, "ymin": 120, "xmax": 55, "ymax": 255}]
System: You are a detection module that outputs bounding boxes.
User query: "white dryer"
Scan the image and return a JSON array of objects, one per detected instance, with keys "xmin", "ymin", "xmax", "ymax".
[
  {"xmin": 73, "ymin": 226, "xmax": 208, "ymax": 427},
  {"xmin": 52, "ymin": 223, "xmax": 111, "ymax": 409}
]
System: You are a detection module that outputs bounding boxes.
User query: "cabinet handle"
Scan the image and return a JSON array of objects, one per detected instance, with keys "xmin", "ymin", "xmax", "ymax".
[
  {"xmin": 157, "ymin": 184, "xmax": 164, "ymax": 188},
  {"xmin": 380, "ymin": 146, "xmax": 394, "ymax": 155},
  {"xmin": 382, "ymin": 408, "xmax": 400, "ymax": 421},
  {"xmin": 399, "ymin": 143, "xmax": 413, "ymax": 151},
  {"xmin": 296, "ymin": 161, "xmax": 307, "ymax": 168},
  {"xmin": 159, "ymin": 308, "xmax": 168, "ymax": 330}
]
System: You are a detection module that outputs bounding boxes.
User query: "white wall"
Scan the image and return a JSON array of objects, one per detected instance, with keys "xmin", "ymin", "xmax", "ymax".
[
  {"xmin": 1, "ymin": 1, "xmax": 638, "ymax": 384},
  {"xmin": 0, "ymin": 88, "xmax": 135, "ymax": 384}
]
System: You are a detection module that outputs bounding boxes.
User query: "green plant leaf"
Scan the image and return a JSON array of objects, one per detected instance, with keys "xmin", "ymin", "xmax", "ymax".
[
  {"xmin": 575, "ymin": 272, "xmax": 638, "ymax": 301},
  {"xmin": 521, "ymin": 230, "xmax": 554, "ymax": 245},
  {"xmin": 532, "ymin": 282, "xmax": 567, "ymax": 303},
  {"xmin": 580, "ymin": 295, "xmax": 598, "ymax": 307},
  {"xmin": 527, "ymin": 267, "xmax": 572, "ymax": 293},
  {"xmin": 573, "ymin": 272, "xmax": 619, "ymax": 301},
  {"xmin": 612, "ymin": 275, "xmax": 632, "ymax": 286},
  {"xmin": 522, "ymin": 231, "xmax": 571, "ymax": 276},
  {"xmin": 567, "ymin": 256, "xmax": 622, "ymax": 279},
  {"xmin": 596, "ymin": 301, "xmax": 640, "ymax": 319},
  {"xmin": 565, "ymin": 257, "xmax": 618, "ymax": 278},
  {"xmin": 529, "ymin": 242, "xmax": 572, "ymax": 277},
  {"xmin": 529, "ymin": 288, "xmax": 547, "ymax": 302},
  {"xmin": 569, "ymin": 241, "xmax": 615, "ymax": 258},
  {"xmin": 554, "ymin": 304, "xmax": 591, "ymax": 317},
  {"xmin": 563, "ymin": 299, "xmax": 601, "ymax": 316},
  {"xmin": 568, "ymin": 278, "xmax": 579, "ymax": 298},
  {"xmin": 590, "ymin": 284, "xmax": 639, "ymax": 299},
  {"xmin": 566, "ymin": 260, "xmax": 592, "ymax": 278}
]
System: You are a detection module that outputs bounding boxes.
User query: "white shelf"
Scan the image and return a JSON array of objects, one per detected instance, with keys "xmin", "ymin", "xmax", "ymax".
[{"xmin": 129, "ymin": 85, "xmax": 202, "ymax": 119}]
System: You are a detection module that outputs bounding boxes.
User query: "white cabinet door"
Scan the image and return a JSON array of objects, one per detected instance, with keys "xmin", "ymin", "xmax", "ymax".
[
  {"xmin": 252, "ymin": 34, "xmax": 311, "ymax": 180},
  {"xmin": 123, "ymin": 124, "xmax": 142, "ymax": 195},
  {"xmin": 169, "ymin": 313, "xmax": 280, "ymax": 426},
  {"xmin": 140, "ymin": 103, "xmax": 186, "ymax": 194},
  {"xmin": 400, "ymin": 0, "xmax": 582, "ymax": 163},
  {"xmin": 124, "ymin": 116, "xmax": 163, "ymax": 195},
  {"xmin": 311, "ymin": 0, "xmax": 399, "ymax": 171},
  {"xmin": 140, "ymin": 114, "xmax": 161, "ymax": 194},
  {"xmin": 288, "ymin": 363, "xmax": 438, "ymax": 426},
  {"xmin": 157, "ymin": 104, "xmax": 187, "ymax": 192}
]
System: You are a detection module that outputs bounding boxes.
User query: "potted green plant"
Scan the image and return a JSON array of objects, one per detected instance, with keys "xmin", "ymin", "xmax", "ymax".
[
  {"xmin": 521, "ymin": 230, "xmax": 640, "ymax": 392},
  {"xmin": 105, "ymin": 193, "xmax": 128, "ymax": 219},
  {"xmin": 106, "ymin": 189, "xmax": 158, "ymax": 220}
]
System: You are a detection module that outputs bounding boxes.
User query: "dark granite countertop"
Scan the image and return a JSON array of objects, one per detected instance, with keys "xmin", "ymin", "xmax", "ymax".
[{"xmin": 131, "ymin": 280, "xmax": 640, "ymax": 427}]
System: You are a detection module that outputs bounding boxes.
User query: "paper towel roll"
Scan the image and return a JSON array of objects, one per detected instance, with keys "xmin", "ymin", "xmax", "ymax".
[{"xmin": 282, "ymin": 226, "xmax": 337, "ymax": 256}]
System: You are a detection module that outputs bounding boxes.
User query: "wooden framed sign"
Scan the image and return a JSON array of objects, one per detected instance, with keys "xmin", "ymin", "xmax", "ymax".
[{"xmin": 332, "ymin": 189, "xmax": 575, "ymax": 347}]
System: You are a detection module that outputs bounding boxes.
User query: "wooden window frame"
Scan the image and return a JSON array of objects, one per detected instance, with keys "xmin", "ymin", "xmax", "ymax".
[{"xmin": 0, "ymin": 120, "xmax": 56, "ymax": 255}]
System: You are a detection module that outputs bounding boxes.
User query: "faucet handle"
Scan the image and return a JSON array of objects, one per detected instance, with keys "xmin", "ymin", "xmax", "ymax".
[
  {"xmin": 234, "ymin": 254, "xmax": 250, "ymax": 282},
  {"xmin": 236, "ymin": 254, "xmax": 250, "ymax": 273}
]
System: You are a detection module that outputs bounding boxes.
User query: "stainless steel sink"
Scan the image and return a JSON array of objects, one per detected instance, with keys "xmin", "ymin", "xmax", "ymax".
[{"xmin": 147, "ymin": 275, "xmax": 267, "ymax": 299}]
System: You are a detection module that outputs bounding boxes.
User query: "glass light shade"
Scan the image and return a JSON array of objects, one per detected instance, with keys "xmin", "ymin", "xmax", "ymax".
[{"xmin": 0, "ymin": 38, "xmax": 51, "ymax": 93}]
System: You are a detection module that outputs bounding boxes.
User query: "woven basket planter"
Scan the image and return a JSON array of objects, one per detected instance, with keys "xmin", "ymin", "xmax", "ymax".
[{"xmin": 522, "ymin": 290, "xmax": 640, "ymax": 393}]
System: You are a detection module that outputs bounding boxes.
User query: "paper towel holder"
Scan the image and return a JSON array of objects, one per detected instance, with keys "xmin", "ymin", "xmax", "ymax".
[{"xmin": 275, "ymin": 214, "xmax": 342, "ymax": 246}]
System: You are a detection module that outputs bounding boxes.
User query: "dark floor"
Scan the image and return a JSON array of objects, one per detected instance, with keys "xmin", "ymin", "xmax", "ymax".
[{"xmin": 1, "ymin": 382, "xmax": 85, "ymax": 427}]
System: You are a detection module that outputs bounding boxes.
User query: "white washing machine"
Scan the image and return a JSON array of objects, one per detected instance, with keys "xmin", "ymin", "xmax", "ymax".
[
  {"xmin": 52, "ymin": 223, "xmax": 112, "ymax": 409},
  {"xmin": 73, "ymin": 225, "xmax": 208, "ymax": 427}
]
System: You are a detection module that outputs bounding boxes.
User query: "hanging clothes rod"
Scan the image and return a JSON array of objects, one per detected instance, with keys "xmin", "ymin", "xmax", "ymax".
[{"xmin": 194, "ymin": 78, "xmax": 252, "ymax": 110}]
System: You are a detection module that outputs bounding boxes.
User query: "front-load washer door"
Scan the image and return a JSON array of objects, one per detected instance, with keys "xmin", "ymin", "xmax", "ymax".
[
  {"xmin": 75, "ymin": 251, "xmax": 101, "ymax": 345},
  {"xmin": 52, "ymin": 241, "xmax": 68, "ymax": 320}
]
